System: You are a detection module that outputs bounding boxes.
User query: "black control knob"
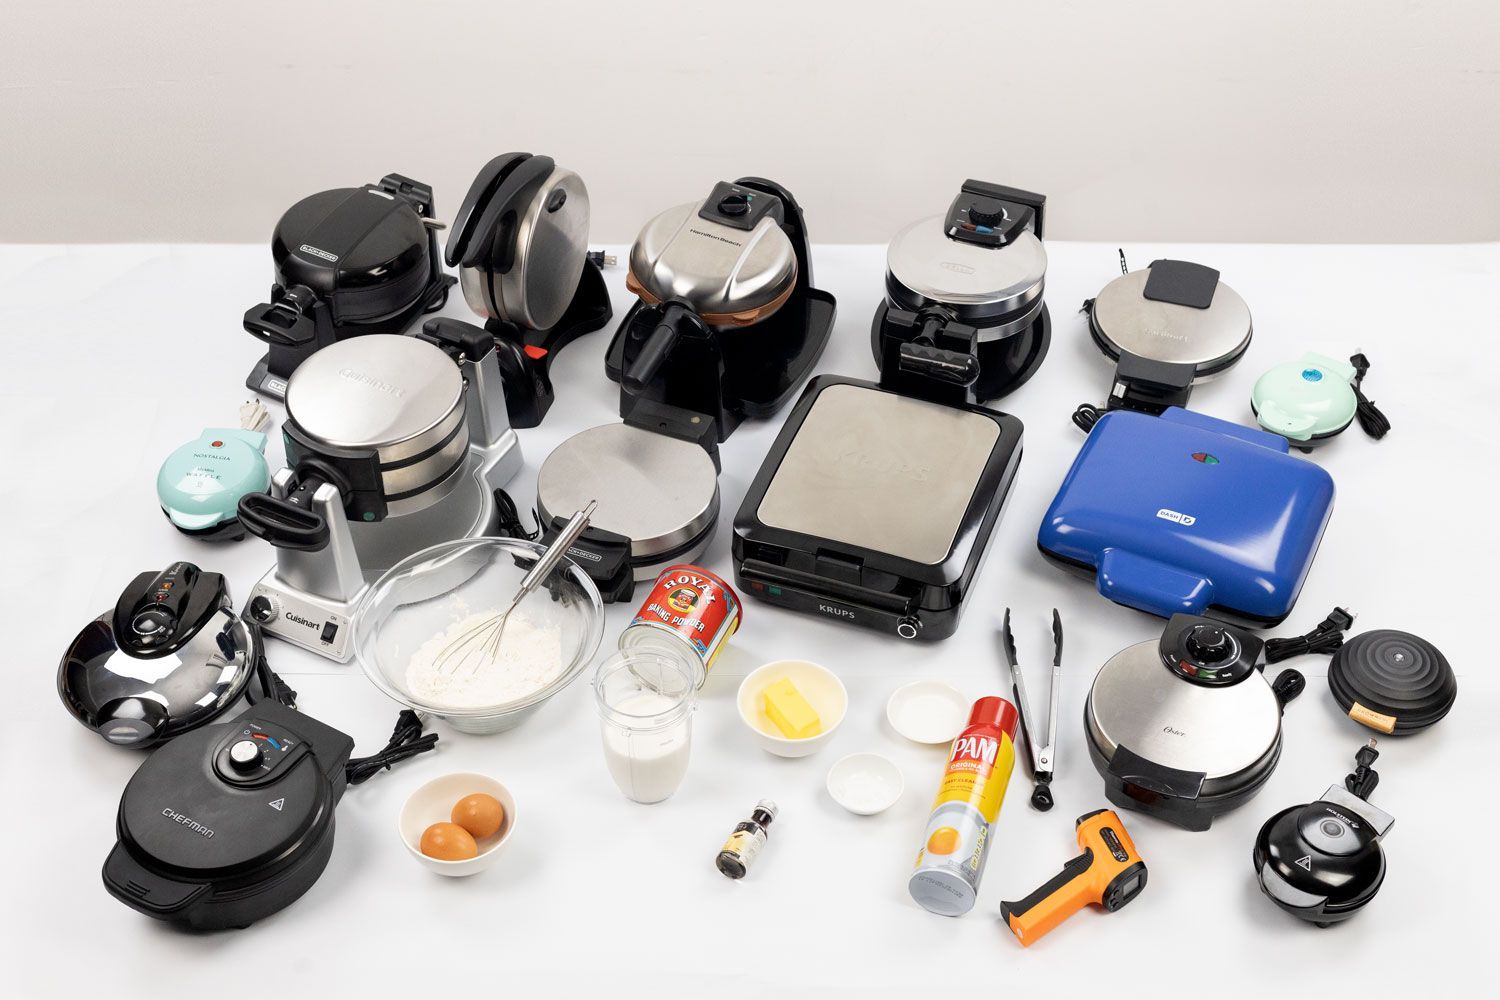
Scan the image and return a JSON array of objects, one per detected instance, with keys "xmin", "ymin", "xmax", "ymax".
[
  {"xmin": 228, "ymin": 738, "xmax": 264, "ymax": 772},
  {"xmin": 248, "ymin": 595, "xmax": 276, "ymax": 624},
  {"xmin": 1185, "ymin": 625, "xmax": 1233, "ymax": 664},
  {"xmin": 717, "ymin": 193, "xmax": 750, "ymax": 217},
  {"xmin": 966, "ymin": 198, "xmax": 1006, "ymax": 228}
]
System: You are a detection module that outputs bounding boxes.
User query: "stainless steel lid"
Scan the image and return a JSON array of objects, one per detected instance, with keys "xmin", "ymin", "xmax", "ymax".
[
  {"xmin": 756, "ymin": 383, "xmax": 1001, "ymax": 566},
  {"xmin": 886, "ymin": 214, "xmax": 1047, "ymax": 326},
  {"xmin": 460, "ymin": 166, "xmax": 589, "ymax": 331},
  {"xmin": 1086, "ymin": 637, "xmax": 1282, "ymax": 782},
  {"xmin": 626, "ymin": 200, "xmax": 797, "ymax": 325},
  {"xmin": 537, "ymin": 423, "xmax": 719, "ymax": 561},
  {"xmin": 1089, "ymin": 267, "xmax": 1252, "ymax": 372}
]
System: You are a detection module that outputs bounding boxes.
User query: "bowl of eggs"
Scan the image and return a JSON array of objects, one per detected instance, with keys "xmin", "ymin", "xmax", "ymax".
[
  {"xmin": 399, "ymin": 772, "xmax": 515, "ymax": 877},
  {"xmin": 736, "ymin": 659, "xmax": 847, "ymax": 758}
]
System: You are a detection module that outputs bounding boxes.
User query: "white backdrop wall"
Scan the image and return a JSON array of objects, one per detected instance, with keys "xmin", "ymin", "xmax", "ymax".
[{"xmin": 3, "ymin": 0, "xmax": 1497, "ymax": 244}]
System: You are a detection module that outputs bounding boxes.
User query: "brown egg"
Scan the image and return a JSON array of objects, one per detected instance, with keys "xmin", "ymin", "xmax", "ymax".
[
  {"xmin": 420, "ymin": 821, "xmax": 479, "ymax": 861},
  {"xmin": 451, "ymin": 792, "xmax": 505, "ymax": 840}
]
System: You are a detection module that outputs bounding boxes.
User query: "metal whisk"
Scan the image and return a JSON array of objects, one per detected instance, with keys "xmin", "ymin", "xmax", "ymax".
[{"xmin": 438, "ymin": 502, "xmax": 597, "ymax": 675}]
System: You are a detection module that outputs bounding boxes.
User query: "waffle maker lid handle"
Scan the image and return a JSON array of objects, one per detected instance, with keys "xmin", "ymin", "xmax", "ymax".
[
  {"xmin": 1098, "ymin": 549, "xmax": 1212, "ymax": 617},
  {"xmin": 103, "ymin": 842, "xmax": 209, "ymax": 916}
]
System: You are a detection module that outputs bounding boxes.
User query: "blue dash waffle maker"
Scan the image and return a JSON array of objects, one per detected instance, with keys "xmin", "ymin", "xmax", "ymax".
[{"xmin": 1038, "ymin": 407, "xmax": 1334, "ymax": 626}]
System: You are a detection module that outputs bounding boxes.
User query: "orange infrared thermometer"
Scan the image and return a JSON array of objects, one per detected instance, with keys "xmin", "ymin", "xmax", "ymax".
[{"xmin": 1000, "ymin": 809, "xmax": 1147, "ymax": 946}]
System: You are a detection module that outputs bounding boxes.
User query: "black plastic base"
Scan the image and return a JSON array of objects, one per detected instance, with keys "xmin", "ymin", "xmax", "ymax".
[{"xmin": 870, "ymin": 301, "xmax": 1050, "ymax": 406}]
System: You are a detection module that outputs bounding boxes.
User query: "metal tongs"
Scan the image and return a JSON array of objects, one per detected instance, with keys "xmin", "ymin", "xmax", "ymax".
[{"xmin": 1001, "ymin": 608, "xmax": 1063, "ymax": 811}]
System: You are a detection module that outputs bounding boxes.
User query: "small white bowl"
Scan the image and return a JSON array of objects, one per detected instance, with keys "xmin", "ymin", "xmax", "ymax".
[
  {"xmin": 827, "ymin": 752, "xmax": 904, "ymax": 815},
  {"xmin": 736, "ymin": 659, "xmax": 847, "ymax": 758},
  {"xmin": 398, "ymin": 772, "xmax": 516, "ymax": 877},
  {"xmin": 886, "ymin": 680, "xmax": 969, "ymax": 744}
]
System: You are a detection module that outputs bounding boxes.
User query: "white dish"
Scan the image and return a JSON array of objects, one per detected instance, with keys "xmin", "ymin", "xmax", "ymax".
[
  {"xmin": 826, "ymin": 752, "xmax": 904, "ymax": 815},
  {"xmin": 886, "ymin": 680, "xmax": 968, "ymax": 744},
  {"xmin": 736, "ymin": 659, "xmax": 847, "ymax": 758},
  {"xmin": 398, "ymin": 772, "xmax": 516, "ymax": 877}
]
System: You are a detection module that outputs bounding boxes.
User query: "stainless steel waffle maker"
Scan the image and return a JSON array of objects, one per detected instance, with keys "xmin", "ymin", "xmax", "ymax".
[
  {"xmin": 873, "ymin": 180, "xmax": 1050, "ymax": 404},
  {"xmin": 537, "ymin": 178, "xmax": 835, "ymax": 603},
  {"xmin": 238, "ymin": 325, "xmax": 520, "ymax": 660}
]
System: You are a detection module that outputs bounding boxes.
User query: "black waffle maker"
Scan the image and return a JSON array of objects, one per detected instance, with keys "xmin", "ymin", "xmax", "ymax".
[
  {"xmin": 243, "ymin": 173, "xmax": 454, "ymax": 399},
  {"xmin": 734, "ymin": 346, "xmax": 1022, "ymax": 639}
]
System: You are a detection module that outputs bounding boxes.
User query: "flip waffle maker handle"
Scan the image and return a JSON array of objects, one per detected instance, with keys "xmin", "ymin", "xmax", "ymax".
[
  {"xmin": 243, "ymin": 285, "xmax": 319, "ymax": 347},
  {"xmin": 238, "ymin": 490, "xmax": 330, "ymax": 551},
  {"xmin": 102, "ymin": 843, "xmax": 209, "ymax": 917},
  {"xmin": 1097, "ymin": 549, "xmax": 1212, "ymax": 616}
]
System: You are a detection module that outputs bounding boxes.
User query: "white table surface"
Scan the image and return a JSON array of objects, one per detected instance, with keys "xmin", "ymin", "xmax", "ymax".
[{"xmin": 2, "ymin": 241, "xmax": 1493, "ymax": 997}]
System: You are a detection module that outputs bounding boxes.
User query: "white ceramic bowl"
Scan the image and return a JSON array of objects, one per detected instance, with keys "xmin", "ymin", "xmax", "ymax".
[
  {"xmin": 736, "ymin": 659, "xmax": 847, "ymax": 758},
  {"xmin": 826, "ymin": 752, "xmax": 904, "ymax": 815},
  {"xmin": 398, "ymin": 772, "xmax": 516, "ymax": 877},
  {"xmin": 886, "ymin": 680, "xmax": 969, "ymax": 744}
]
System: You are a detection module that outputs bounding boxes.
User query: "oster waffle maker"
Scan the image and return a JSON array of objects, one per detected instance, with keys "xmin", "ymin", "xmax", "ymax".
[
  {"xmin": 1038, "ymin": 408, "xmax": 1334, "ymax": 626},
  {"xmin": 733, "ymin": 375, "xmax": 1023, "ymax": 640}
]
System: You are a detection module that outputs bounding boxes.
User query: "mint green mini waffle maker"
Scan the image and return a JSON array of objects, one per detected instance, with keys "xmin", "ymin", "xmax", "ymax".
[
  {"xmin": 1251, "ymin": 352, "xmax": 1361, "ymax": 450},
  {"xmin": 157, "ymin": 423, "xmax": 271, "ymax": 542}
]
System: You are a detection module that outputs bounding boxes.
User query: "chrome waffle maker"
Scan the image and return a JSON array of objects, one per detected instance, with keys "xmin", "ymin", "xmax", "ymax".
[{"xmin": 238, "ymin": 325, "xmax": 520, "ymax": 660}]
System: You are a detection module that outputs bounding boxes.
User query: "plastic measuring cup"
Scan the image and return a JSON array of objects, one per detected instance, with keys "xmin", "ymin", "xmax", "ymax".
[{"xmin": 593, "ymin": 651, "xmax": 696, "ymax": 803}]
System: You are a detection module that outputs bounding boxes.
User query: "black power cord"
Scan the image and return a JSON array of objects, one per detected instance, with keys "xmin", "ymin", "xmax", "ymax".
[
  {"xmin": 1072, "ymin": 403, "xmax": 1104, "ymax": 433},
  {"xmin": 1349, "ymin": 353, "xmax": 1391, "ymax": 440},
  {"xmin": 346, "ymin": 710, "xmax": 439, "ymax": 786},
  {"xmin": 1265, "ymin": 606, "xmax": 1357, "ymax": 663},
  {"xmin": 1344, "ymin": 739, "xmax": 1381, "ymax": 800}
]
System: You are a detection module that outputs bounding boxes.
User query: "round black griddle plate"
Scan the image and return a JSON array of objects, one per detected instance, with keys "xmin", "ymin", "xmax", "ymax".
[
  {"xmin": 1088, "ymin": 266, "xmax": 1252, "ymax": 377},
  {"xmin": 1329, "ymin": 629, "xmax": 1456, "ymax": 734}
]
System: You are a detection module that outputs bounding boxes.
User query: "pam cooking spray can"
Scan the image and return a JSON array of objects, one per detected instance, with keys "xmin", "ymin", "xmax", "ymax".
[{"xmin": 909, "ymin": 696, "xmax": 1020, "ymax": 916}]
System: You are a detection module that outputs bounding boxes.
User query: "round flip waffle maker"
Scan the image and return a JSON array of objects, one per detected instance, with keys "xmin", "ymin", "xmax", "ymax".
[
  {"xmin": 1328, "ymin": 630, "xmax": 1456, "ymax": 734},
  {"xmin": 1085, "ymin": 614, "xmax": 1306, "ymax": 831},
  {"xmin": 1075, "ymin": 259, "xmax": 1251, "ymax": 426},
  {"xmin": 543, "ymin": 178, "xmax": 834, "ymax": 603},
  {"xmin": 873, "ymin": 180, "xmax": 1050, "ymax": 404}
]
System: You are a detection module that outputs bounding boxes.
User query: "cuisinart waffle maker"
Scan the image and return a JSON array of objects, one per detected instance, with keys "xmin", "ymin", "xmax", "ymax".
[
  {"xmin": 239, "ymin": 325, "xmax": 521, "ymax": 660},
  {"xmin": 733, "ymin": 375, "xmax": 1023, "ymax": 640},
  {"xmin": 1085, "ymin": 614, "xmax": 1306, "ymax": 831},
  {"xmin": 872, "ymin": 179, "xmax": 1050, "ymax": 404},
  {"xmin": 243, "ymin": 173, "xmax": 453, "ymax": 400},
  {"xmin": 537, "ymin": 177, "xmax": 835, "ymax": 603},
  {"xmin": 1038, "ymin": 407, "xmax": 1334, "ymax": 626}
]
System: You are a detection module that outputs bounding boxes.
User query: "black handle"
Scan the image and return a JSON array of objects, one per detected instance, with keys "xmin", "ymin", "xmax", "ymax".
[
  {"xmin": 243, "ymin": 286, "xmax": 318, "ymax": 347},
  {"xmin": 624, "ymin": 303, "xmax": 692, "ymax": 392},
  {"xmin": 1272, "ymin": 668, "xmax": 1306, "ymax": 710},
  {"xmin": 237, "ymin": 490, "xmax": 330, "ymax": 551},
  {"xmin": 1030, "ymin": 780, "xmax": 1055, "ymax": 811},
  {"xmin": 898, "ymin": 341, "xmax": 981, "ymax": 386}
]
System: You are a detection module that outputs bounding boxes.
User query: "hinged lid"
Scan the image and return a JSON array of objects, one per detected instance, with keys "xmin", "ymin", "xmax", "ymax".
[{"xmin": 1089, "ymin": 262, "xmax": 1251, "ymax": 374}]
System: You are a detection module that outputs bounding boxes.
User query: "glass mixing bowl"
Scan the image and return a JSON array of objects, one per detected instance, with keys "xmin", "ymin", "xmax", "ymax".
[{"xmin": 354, "ymin": 537, "xmax": 604, "ymax": 734}]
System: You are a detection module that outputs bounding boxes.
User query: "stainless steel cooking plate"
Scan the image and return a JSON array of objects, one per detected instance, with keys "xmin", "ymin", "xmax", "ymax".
[
  {"xmin": 1090, "ymin": 267, "xmax": 1252, "ymax": 374},
  {"xmin": 1086, "ymin": 637, "xmax": 1282, "ymax": 783},
  {"xmin": 886, "ymin": 214, "xmax": 1047, "ymax": 330},
  {"xmin": 285, "ymin": 334, "xmax": 469, "ymax": 509},
  {"xmin": 626, "ymin": 200, "xmax": 797, "ymax": 326},
  {"xmin": 537, "ymin": 423, "xmax": 719, "ymax": 575},
  {"xmin": 459, "ymin": 166, "xmax": 589, "ymax": 332}
]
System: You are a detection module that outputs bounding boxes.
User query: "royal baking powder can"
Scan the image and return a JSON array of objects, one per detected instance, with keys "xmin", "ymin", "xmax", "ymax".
[
  {"xmin": 618, "ymin": 565, "xmax": 742, "ymax": 688},
  {"xmin": 909, "ymin": 696, "xmax": 1020, "ymax": 916}
]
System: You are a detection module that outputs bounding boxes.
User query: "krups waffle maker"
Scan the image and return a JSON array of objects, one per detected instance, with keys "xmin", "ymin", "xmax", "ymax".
[
  {"xmin": 1074, "ymin": 258, "xmax": 1252, "ymax": 429},
  {"xmin": 238, "ymin": 325, "xmax": 521, "ymax": 660},
  {"xmin": 537, "ymin": 178, "xmax": 835, "ymax": 602},
  {"xmin": 872, "ymin": 180, "xmax": 1050, "ymax": 405},
  {"xmin": 437, "ymin": 152, "xmax": 614, "ymax": 427},
  {"xmin": 243, "ymin": 173, "xmax": 454, "ymax": 400},
  {"xmin": 1085, "ymin": 614, "xmax": 1306, "ymax": 831}
]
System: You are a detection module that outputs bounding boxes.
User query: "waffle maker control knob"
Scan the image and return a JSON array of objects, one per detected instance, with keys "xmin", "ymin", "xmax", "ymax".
[
  {"xmin": 228, "ymin": 739, "xmax": 264, "ymax": 772},
  {"xmin": 248, "ymin": 595, "xmax": 276, "ymax": 625},
  {"xmin": 896, "ymin": 617, "xmax": 921, "ymax": 640},
  {"xmin": 1185, "ymin": 626, "xmax": 1234, "ymax": 664},
  {"xmin": 966, "ymin": 199, "xmax": 1007, "ymax": 228}
]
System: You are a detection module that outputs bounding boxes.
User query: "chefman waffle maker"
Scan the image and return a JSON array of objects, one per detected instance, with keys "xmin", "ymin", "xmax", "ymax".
[
  {"xmin": 1073, "ymin": 257, "xmax": 1252, "ymax": 430},
  {"xmin": 238, "ymin": 325, "xmax": 521, "ymax": 660},
  {"xmin": 734, "ymin": 181, "xmax": 1031, "ymax": 640},
  {"xmin": 1038, "ymin": 407, "xmax": 1334, "ymax": 627},
  {"xmin": 243, "ymin": 173, "xmax": 454, "ymax": 400},
  {"xmin": 873, "ymin": 179, "xmax": 1050, "ymax": 404},
  {"xmin": 432, "ymin": 152, "xmax": 614, "ymax": 428},
  {"xmin": 534, "ymin": 178, "xmax": 836, "ymax": 603}
]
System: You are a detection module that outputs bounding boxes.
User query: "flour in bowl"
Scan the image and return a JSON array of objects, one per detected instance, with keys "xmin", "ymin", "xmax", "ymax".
[{"xmin": 405, "ymin": 610, "xmax": 566, "ymax": 708}]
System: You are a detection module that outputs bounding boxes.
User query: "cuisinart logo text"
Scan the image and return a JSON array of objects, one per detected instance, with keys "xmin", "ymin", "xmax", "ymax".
[
  {"xmin": 299, "ymin": 244, "xmax": 338, "ymax": 262},
  {"xmin": 162, "ymin": 808, "xmax": 215, "ymax": 838},
  {"xmin": 1155, "ymin": 508, "xmax": 1197, "ymax": 526},
  {"xmin": 285, "ymin": 611, "xmax": 321, "ymax": 630},
  {"xmin": 339, "ymin": 368, "xmax": 405, "ymax": 397}
]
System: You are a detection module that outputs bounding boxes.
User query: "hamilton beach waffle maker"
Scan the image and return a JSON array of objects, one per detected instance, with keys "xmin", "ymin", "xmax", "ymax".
[
  {"xmin": 238, "ymin": 325, "xmax": 520, "ymax": 660},
  {"xmin": 534, "ymin": 178, "xmax": 836, "ymax": 602}
]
